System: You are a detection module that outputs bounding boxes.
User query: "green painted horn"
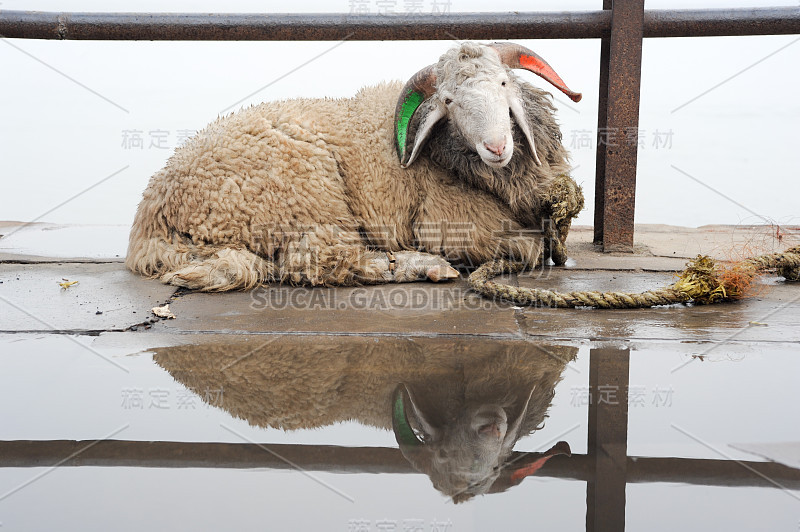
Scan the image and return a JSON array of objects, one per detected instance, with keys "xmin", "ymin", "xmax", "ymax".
[
  {"xmin": 391, "ymin": 384, "xmax": 424, "ymax": 447},
  {"xmin": 393, "ymin": 65, "xmax": 437, "ymax": 167}
]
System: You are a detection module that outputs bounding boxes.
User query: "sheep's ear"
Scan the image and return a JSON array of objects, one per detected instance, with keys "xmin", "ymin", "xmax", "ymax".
[
  {"xmin": 392, "ymin": 384, "xmax": 437, "ymax": 475},
  {"xmin": 394, "ymin": 65, "xmax": 441, "ymax": 168},
  {"xmin": 509, "ymin": 95, "xmax": 542, "ymax": 166},
  {"xmin": 392, "ymin": 383, "xmax": 440, "ymax": 444},
  {"xmin": 392, "ymin": 384, "xmax": 425, "ymax": 447},
  {"xmin": 399, "ymin": 102, "xmax": 445, "ymax": 168},
  {"xmin": 489, "ymin": 42, "xmax": 582, "ymax": 103},
  {"xmin": 501, "ymin": 386, "xmax": 536, "ymax": 456}
]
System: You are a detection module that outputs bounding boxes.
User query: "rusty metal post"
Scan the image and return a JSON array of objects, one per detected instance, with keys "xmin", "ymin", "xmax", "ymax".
[
  {"xmin": 593, "ymin": 0, "xmax": 612, "ymax": 245},
  {"xmin": 585, "ymin": 347, "xmax": 630, "ymax": 532},
  {"xmin": 596, "ymin": 0, "xmax": 645, "ymax": 252}
]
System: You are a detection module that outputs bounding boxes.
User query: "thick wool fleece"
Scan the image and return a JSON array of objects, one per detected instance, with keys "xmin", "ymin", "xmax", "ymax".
[{"xmin": 127, "ymin": 50, "xmax": 573, "ymax": 291}]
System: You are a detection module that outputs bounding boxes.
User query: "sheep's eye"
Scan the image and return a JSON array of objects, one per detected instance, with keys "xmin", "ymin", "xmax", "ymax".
[
  {"xmin": 501, "ymin": 81, "xmax": 507, "ymax": 87},
  {"xmin": 444, "ymin": 98, "xmax": 453, "ymax": 105}
]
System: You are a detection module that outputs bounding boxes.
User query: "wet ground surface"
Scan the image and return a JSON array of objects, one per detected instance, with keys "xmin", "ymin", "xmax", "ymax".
[{"xmin": 0, "ymin": 223, "xmax": 799, "ymax": 531}]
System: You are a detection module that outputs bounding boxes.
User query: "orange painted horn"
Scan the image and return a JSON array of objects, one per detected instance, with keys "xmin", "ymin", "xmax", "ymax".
[{"xmin": 489, "ymin": 42, "xmax": 582, "ymax": 103}]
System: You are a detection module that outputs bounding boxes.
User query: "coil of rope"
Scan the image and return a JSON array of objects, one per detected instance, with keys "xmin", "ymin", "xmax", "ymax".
[
  {"xmin": 468, "ymin": 247, "xmax": 800, "ymax": 309},
  {"xmin": 469, "ymin": 174, "xmax": 799, "ymax": 309}
]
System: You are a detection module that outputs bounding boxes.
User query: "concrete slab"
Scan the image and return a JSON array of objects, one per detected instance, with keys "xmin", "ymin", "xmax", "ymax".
[
  {"xmin": 0, "ymin": 222, "xmax": 796, "ymax": 344},
  {"xmin": 642, "ymin": 224, "xmax": 797, "ymax": 258},
  {"xmin": 514, "ymin": 270, "xmax": 800, "ymax": 344},
  {"xmin": 566, "ymin": 224, "xmax": 799, "ymax": 271},
  {"xmin": 0, "ymin": 263, "xmax": 175, "ymax": 333},
  {"xmin": 146, "ymin": 269, "xmax": 799, "ymax": 345},
  {"xmin": 153, "ymin": 279, "xmax": 521, "ymax": 337},
  {"xmin": 565, "ymin": 242, "xmax": 688, "ymax": 272}
]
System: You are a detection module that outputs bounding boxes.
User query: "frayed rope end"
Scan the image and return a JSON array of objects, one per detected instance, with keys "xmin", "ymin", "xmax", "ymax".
[{"xmin": 672, "ymin": 255, "xmax": 759, "ymax": 305}]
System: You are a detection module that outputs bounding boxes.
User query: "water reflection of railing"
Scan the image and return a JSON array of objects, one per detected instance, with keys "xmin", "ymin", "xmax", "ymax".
[
  {"xmin": 2, "ymin": 348, "xmax": 798, "ymax": 530},
  {"xmin": 1, "ymin": 440, "xmax": 799, "ymax": 489}
]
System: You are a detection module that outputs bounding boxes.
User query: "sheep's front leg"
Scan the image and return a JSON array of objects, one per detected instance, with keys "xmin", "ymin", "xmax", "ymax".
[
  {"xmin": 367, "ymin": 251, "xmax": 460, "ymax": 283},
  {"xmin": 415, "ymin": 180, "xmax": 546, "ymax": 269},
  {"xmin": 491, "ymin": 219, "xmax": 550, "ymax": 267},
  {"xmin": 268, "ymin": 224, "xmax": 459, "ymax": 285},
  {"xmin": 414, "ymin": 214, "xmax": 545, "ymax": 270}
]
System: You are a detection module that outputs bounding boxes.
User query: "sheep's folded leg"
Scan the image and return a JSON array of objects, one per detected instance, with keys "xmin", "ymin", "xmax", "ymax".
[{"xmin": 370, "ymin": 251, "xmax": 460, "ymax": 283}]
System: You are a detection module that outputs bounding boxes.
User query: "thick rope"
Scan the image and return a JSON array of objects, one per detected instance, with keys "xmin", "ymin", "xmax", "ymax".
[
  {"xmin": 476, "ymin": 172, "xmax": 799, "ymax": 309},
  {"xmin": 543, "ymin": 174, "xmax": 584, "ymax": 266},
  {"xmin": 744, "ymin": 247, "xmax": 800, "ymax": 282},
  {"xmin": 468, "ymin": 246, "xmax": 800, "ymax": 310}
]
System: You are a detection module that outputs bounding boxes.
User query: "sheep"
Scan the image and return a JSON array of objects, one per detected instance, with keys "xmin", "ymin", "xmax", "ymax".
[
  {"xmin": 126, "ymin": 41, "xmax": 582, "ymax": 291},
  {"xmin": 153, "ymin": 336, "xmax": 577, "ymax": 502}
]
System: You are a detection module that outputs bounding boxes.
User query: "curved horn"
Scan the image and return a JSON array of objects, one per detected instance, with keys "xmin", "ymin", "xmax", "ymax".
[
  {"xmin": 487, "ymin": 441, "xmax": 572, "ymax": 495},
  {"xmin": 394, "ymin": 65, "xmax": 439, "ymax": 167},
  {"xmin": 489, "ymin": 42, "xmax": 582, "ymax": 103},
  {"xmin": 510, "ymin": 441, "xmax": 572, "ymax": 482},
  {"xmin": 392, "ymin": 384, "xmax": 424, "ymax": 447}
]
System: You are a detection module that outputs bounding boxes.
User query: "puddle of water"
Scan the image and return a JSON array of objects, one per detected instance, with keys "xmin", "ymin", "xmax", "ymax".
[{"xmin": 0, "ymin": 333, "xmax": 798, "ymax": 530}]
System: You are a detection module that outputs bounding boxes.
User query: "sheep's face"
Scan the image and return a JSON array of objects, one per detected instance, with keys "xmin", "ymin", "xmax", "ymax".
[
  {"xmin": 392, "ymin": 384, "xmax": 535, "ymax": 502},
  {"xmin": 436, "ymin": 61, "xmax": 518, "ymax": 168}
]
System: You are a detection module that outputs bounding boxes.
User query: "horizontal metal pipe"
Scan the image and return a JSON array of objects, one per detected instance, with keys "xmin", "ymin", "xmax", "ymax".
[
  {"xmin": 0, "ymin": 10, "xmax": 611, "ymax": 41},
  {"xmin": 0, "ymin": 440, "xmax": 414, "ymax": 473},
  {"xmin": 3, "ymin": 440, "xmax": 800, "ymax": 489},
  {"xmin": 644, "ymin": 7, "xmax": 800, "ymax": 38},
  {"xmin": 626, "ymin": 456, "xmax": 800, "ymax": 488},
  {"xmin": 0, "ymin": 8, "xmax": 798, "ymax": 41}
]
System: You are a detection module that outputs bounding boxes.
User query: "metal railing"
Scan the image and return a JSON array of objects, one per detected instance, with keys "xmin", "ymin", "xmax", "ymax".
[{"xmin": 1, "ymin": 5, "xmax": 799, "ymax": 249}]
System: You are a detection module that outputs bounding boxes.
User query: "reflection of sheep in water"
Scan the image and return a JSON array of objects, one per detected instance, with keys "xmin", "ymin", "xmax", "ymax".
[
  {"xmin": 127, "ymin": 41, "xmax": 582, "ymax": 291},
  {"xmin": 153, "ymin": 337, "xmax": 577, "ymax": 502}
]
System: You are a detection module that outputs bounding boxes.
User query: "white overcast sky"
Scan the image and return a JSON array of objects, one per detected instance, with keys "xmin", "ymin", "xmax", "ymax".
[{"xmin": 1, "ymin": 0, "xmax": 798, "ymax": 229}]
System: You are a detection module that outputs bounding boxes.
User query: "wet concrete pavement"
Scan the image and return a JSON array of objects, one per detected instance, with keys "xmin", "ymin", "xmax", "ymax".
[
  {"xmin": 1, "ymin": 222, "xmax": 797, "ymax": 345},
  {"xmin": 0, "ymin": 262, "xmax": 174, "ymax": 333}
]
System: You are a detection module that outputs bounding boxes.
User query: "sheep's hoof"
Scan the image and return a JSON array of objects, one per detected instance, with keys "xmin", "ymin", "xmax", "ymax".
[{"xmin": 426, "ymin": 265, "xmax": 460, "ymax": 282}]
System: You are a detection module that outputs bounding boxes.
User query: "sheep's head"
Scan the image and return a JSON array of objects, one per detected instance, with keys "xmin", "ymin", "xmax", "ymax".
[
  {"xmin": 391, "ymin": 383, "xmax": 570, "ymax": 503},
  {"xmin": 395, "ymin": 42, "xmax": 581, "ymax": 169}
]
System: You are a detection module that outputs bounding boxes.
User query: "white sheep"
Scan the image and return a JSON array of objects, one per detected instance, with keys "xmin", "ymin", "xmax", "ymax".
[
  {"xmin": 154, "ymin": 337, "xmax": 577, "ymax": 502},
  {"xmin": 126, "ymin": 41, "xmax": 582, "ymax": 291}
]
